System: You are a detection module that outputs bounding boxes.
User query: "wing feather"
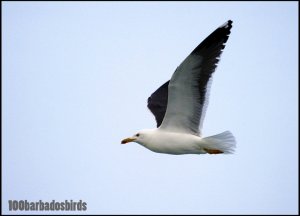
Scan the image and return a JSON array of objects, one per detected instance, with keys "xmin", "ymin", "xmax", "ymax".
[
  {"xmin": 159, "ymin": 20, "xmax": 233, "ymax": 135},
  {"xmin": 147, "ymin": 81, "xmax": 169, "ymax": 127}
]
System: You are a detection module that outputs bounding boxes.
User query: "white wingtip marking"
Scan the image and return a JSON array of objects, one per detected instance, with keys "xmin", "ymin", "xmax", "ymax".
[{"xmin": 219, "ymin": 20, "xmax": 232, "ymax": 29}]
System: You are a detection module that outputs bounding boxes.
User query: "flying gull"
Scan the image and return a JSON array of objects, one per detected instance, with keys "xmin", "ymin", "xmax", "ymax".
[{"xmin": 121, "ymin": 20, "xmax": 236, "ymax": 155}]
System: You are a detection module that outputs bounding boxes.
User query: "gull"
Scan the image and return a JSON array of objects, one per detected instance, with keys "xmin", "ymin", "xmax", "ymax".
[{"xmin": 121, "ymin": 20, "xmax": 236, "ymax": 155}]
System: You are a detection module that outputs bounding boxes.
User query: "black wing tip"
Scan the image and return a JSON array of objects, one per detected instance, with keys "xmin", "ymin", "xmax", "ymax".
[
  {"xmin": 219, "ymin": 20, "xmax": 233, "ymax": 31},
  {"xmin": 191, "ymin": 20, "xmax": 233, "ymax": 55}
]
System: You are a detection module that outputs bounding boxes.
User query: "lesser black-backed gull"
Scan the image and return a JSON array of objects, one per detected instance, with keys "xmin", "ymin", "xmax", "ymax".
[{"xmin": 121, "ymin": 20, "xmax": 236, "ymax": 155}]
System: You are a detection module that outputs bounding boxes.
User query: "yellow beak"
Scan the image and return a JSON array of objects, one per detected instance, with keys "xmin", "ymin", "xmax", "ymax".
[{"xmin": 121, "ymin": 137, "xmax": 136, "ymax": 144}]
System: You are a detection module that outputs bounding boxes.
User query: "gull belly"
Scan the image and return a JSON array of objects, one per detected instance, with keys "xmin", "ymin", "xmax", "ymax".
[{"xmin": 138, "ymin": 130, "xmax": 206, "ymax": 155}]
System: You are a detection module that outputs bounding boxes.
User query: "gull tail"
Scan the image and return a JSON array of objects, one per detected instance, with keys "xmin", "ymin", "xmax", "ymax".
[{"xmin": 201, "ymin": 131, "xmax": 236, "ymax": 154}]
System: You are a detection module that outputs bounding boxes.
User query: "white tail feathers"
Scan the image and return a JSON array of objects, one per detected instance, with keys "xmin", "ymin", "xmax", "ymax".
[{"xmin": 202, "ymin": 131, "xmax": 236, "ymax": 154}]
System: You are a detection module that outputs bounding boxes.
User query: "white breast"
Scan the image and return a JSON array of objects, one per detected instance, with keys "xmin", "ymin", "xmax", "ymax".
[{"xmin": 140, "ymin": 130, "xmax": 205, "ymax": 155}]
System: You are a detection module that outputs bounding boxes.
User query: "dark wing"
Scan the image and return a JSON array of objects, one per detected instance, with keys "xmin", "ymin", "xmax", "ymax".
[
  {"xmin": 147, "ymin": 81, "xmax": 170, "ymax": 127},
  {"xmin": 159, "ymin": 20, "xmax": 233, "ymax": 135}
]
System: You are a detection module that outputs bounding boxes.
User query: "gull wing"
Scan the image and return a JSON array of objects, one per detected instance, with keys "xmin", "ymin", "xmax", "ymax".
[
  {"xmin": 147, "ymin": 81, "xmax": 169, "ymax": 127},
  {"xmin": 159, "ymin": 20, "xmax": 233, "ymax": 135}
]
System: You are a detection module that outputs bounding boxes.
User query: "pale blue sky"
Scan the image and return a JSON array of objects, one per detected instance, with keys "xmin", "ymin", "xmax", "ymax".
[{"xmin": 2, "ymin": 1, "xmax": 298, "ymax": 214}]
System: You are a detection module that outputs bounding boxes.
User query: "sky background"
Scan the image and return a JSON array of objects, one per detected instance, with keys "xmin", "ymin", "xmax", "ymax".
[{"xmin": 2, "ymin": 1, "xmax": 298, "ymax": 215}]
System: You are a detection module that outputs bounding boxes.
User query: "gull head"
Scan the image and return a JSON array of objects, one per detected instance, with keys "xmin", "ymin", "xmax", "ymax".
[{"xmin": 121, "ymin": 129, "xmax": 154, "ymax": 145}]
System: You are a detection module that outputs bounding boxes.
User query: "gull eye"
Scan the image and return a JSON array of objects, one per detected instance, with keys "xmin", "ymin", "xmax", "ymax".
[{"xmin": 136, "ymin": 133, "xmax": 140, "ymax": 137}]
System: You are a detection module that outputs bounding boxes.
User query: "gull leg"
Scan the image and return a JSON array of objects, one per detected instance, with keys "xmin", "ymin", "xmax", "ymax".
[{"xmin": 203, "ymin": 148, "xmax": 223, "ymax": 154}]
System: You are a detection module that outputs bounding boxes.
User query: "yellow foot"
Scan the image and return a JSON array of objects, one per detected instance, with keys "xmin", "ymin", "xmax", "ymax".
[{"xmin": 204, "ymin": 148, "xmax": 224, "ymax": 154}]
